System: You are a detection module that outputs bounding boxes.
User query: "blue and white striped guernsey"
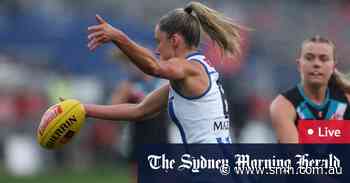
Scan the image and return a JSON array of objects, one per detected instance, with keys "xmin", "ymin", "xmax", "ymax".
[{"xmin": 167, "ymin": 52, "xmax": 232, "ymax": 144}]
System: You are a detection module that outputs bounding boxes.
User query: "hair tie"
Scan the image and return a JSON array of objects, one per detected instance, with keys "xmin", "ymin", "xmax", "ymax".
[{"xmin": 184, "ymin": 7, "xmax": 192, "ymax": 14}]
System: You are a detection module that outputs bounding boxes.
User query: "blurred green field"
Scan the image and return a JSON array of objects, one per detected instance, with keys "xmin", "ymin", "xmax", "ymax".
[{"xmin": 0, "ymin": 166, "xmax": 130, "ymax": 183}]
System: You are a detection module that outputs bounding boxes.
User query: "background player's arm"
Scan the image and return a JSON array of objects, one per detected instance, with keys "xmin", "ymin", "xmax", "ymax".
[
  {"xmin": 270, "ymin": 95, "xmax": 299, "ymax": 143},
  {"xmin": 84, "ymin": 84, "xmax": 169, "ymax": 121},
  {"xmin": 87, "ymin": 15, "xmax": 197, "ymax": 80},
  {"xmin": 111, "ymin": 81, "xmax": 133, "ymax": 104}
]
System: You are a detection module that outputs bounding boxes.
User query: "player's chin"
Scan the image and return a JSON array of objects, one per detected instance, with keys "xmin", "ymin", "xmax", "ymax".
[{"xmin": 307, "ymin": 79, "xmax": 327, "ymax": 88}]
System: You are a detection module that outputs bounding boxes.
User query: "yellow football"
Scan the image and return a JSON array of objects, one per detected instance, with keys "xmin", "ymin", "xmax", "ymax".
[{"xmin": 37, "ymin": 99, "xmax": 86, "ymax": 150}]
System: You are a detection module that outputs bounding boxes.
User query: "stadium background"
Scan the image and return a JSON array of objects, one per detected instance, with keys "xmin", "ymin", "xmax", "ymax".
[{"xmin": 0, "ymin": 0, "xmax": 349, "ymax": 182}]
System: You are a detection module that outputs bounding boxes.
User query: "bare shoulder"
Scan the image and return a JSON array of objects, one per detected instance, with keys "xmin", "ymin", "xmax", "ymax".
[
  {"xmin": 270, "ymin": 95, "xmax": 296, "ymax": 121},
  {"xmin": 171, "ymin": 57, "xmax": 204, "ymax": 76},
  {"xmin": 270, "ymin": 95, "xmax": 299, "ymax": 143},
  {"xmin": 270, "ymin": 95, "xmax": 294, "ymax": 111}
]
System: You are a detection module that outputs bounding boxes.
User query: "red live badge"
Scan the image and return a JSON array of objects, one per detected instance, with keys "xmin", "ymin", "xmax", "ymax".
[{"xmin": 298, "ymin": 120, "xmax": 350, "ymax": 143}]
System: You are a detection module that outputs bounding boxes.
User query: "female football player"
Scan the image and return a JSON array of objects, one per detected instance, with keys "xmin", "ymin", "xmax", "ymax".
[
  {"xmin": 85, "ymin": 1, "xmax": 245, "ymax": 144},
  {"xmin": 270, "ymin": 35, "xmax": 350, "ymax": 143}
]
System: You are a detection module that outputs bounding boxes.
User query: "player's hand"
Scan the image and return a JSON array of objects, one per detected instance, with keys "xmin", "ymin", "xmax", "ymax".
[{"xmin": 87, "ymin": 14, "xmax": 122, "ymax": 51}]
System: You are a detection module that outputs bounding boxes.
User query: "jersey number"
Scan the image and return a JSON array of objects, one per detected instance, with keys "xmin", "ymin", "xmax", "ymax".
[{"xmin": 217, "ymin": 80, "xmax": 229, "ymax": 119}]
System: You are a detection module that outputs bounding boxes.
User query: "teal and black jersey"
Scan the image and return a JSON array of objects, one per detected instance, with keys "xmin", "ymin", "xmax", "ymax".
[{"xmin": 281, "ymin": 84, "xmax": 350, "ymax": 126}]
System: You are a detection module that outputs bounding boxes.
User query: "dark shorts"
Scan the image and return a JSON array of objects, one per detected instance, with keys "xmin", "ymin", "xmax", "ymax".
[{"xmin": 129, "ymin": 111, "xmax": 169, "ymax": 161}]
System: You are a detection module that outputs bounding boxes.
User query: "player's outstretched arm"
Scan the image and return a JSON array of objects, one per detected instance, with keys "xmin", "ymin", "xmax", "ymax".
[
  {"xmin": 87, "ymin": 15, "xmax": 160, "ymax": 75},
  {"xmin": 87, "ymin": 15, "xmax": 196, "ymax": 80},
  {"xmin": 270, "ymin": 95, "xmax": 299, "ymax": 143},
  {"xmin": 84, "ymin": 84, "xmax": 169, "ymax": 121}
]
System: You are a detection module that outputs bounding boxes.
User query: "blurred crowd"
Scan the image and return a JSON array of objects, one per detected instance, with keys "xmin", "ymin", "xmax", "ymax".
[{"xmin": 0, "ymin": 0, "xmax": 350, "ymax": 177}]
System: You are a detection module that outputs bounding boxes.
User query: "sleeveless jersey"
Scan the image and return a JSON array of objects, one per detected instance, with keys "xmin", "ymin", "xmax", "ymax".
[
  {"xmin": 167, "ymin": 52, "xmax": 231, "ymax": 144},
  {"xmin": 282, "ymin": 84, "xmax": 350, "ymax": 126}
]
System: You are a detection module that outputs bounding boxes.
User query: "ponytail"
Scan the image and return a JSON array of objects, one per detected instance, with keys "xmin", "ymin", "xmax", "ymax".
[
  {"xmin": 184, "ymin": 2, "xmax": 246, "ymax": 56},
  {"xmin": 330, "ymin": 69, "xmax": 350, "ymax": 94}
]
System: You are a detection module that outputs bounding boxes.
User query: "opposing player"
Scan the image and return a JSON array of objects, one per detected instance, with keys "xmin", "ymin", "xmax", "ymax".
[
  {"xmin": 270, "ymin": 35, "xmax": 350, "ymax": 143},
  {"xmin": 85, "ymin": 2, "xmax": 245, "ymax": 144},
  {"xmin": 110, "ymin": 55, "xmax": 168, "ymax": 183}
]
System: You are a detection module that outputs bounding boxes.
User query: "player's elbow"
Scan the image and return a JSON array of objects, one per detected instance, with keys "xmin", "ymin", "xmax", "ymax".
[
  {"xmin": 131, "ymin": 103, "xmax": 152, "ymax": 121},
  {"xmin": 129, "ymin": 105, "xmax": 145, "ymax": 121},
  {"xmin": 133, "ymin": 101, "xmax": 160, "ymax": 121}
]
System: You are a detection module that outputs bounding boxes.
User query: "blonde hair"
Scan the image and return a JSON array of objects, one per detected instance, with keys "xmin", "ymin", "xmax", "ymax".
[
  {"xmin": 159, "ymin": 1, "xmax": 246, "ymax": 56},
  {"xmin": 332, "ymin": 69, "xmax": 350, "ymax": 93},
  {"xmin": 301, "ymin": 35, "xmax": 350, "ymax": 93}
]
